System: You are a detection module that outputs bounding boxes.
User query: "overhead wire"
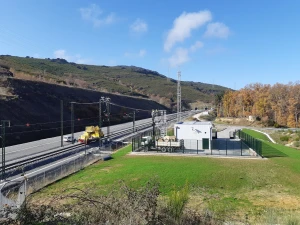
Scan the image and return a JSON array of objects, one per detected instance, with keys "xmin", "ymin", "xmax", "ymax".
[
  {"xmin": 9, "ymin": 116, "xmax": 100, "ymax": 128},
  {"xmin": 109, "ymin": 102, "xmax": 152, "ymax": 112}
]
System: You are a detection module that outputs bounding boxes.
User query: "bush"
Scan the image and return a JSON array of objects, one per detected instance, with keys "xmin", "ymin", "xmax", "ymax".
[
  {"xmin": 167, "ymin": 182, "xmax": 189, "ymax": 221},
  {"xmin": 280, "ymin": 136, "xmax": 289, "ymax": 142},
  {"xmin": 293, "ymin": 141, "xmax": 300, "ymax": 148},
  {"xmin": 1, "ymin": 179, "xmax": 216, "ymax": 225}
]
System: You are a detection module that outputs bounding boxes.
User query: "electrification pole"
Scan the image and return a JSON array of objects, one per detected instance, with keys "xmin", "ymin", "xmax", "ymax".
[
  {"xmin": 177, "ymin": 70, "xmax": 181, "ymax": 122},
  {"xmin": 61, "ymin": 100, "xmax": 63, "ymax": 147},
  {"xmin": 71, "ymin": 102, "xmax": 74, "ymax": 144},
  {"xmin": 99, "ymin": 98, "xmax": 102, "ymax": 129},
  {"xmin": 106, "ymin": 97, "xmax": 111, "ymax": 141},
  {"xmin": 133, "ymin": 111, "xmax": 135, "ymax": 133},
  {"xmin": 99, "ymin": 97, "xmax": 105, "ymax": 149},
  {"xmin": 1, "ymin": 120, "xmax": 10, "ymax": 181},
  {"xmin": 152, "ymin": 110, "xmax": 156, "ymax": 139}
]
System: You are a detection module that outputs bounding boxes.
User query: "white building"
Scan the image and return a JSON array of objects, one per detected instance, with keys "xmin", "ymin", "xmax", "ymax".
[{"xmin": 174, "ymin": 121, "xmax": 213, "ymax": 150}]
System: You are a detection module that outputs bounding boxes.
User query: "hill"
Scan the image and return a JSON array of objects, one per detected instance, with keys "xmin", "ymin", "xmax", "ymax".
[
  {"xmin": 0, "ymin": 78, "xmax": 168, "ymax": 146},
  {"xmin": 0, "ymin": 55, "xmax": 230, "ymax": 109}
]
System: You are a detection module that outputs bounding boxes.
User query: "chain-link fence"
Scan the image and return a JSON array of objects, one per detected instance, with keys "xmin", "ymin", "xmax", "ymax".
[
  {"xmin": 238, "ymin": 130, "xmax": 287, "ymax": 158},
  {"xmin": 132, "ymin": 130, "xmax": 253, "ymax": 156},
  {"xmin": 210, "ymin": 139, "xmax": 251, "ymax": 156},
  {"xmin": 0, "ymin": 149, "xmax": 112, "ymax": 212},
  {"xmin": 132, "ymin": 130, "xmax": 154, "ymax": 152}
]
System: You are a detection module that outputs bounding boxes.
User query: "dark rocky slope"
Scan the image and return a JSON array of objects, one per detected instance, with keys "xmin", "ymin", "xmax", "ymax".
[{"xmin": 0, "ymin": 78, "xmax": 168, "ymax": 146}]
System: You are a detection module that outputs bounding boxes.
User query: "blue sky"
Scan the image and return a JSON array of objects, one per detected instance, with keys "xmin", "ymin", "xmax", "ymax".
[{"xmin": 0, "ymin": 0, "xmax": 299, "ymax": 90}]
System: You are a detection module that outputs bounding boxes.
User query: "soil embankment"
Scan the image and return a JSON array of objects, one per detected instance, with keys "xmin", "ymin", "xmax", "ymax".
[{"xmin": 0, "ymin": 78, "xmax": 168, "ymax": 146}]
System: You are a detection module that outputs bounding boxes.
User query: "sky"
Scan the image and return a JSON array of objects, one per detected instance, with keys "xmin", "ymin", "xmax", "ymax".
[{"xmin": 0, "ymin": 0, "xmax": 300, "ymax": 90}]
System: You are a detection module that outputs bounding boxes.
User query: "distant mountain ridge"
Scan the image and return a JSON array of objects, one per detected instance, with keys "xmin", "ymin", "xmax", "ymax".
[{"xmin": 0, "ymin": 55, "xmax": 230, "ymax": 109}]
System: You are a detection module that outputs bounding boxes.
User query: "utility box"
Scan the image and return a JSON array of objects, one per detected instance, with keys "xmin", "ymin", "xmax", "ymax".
[{"xmin": 174, "ymin": 121, "xmax": 213, "ymax": 150}]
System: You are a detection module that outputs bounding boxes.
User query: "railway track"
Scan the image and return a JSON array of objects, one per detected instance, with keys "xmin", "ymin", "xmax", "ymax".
[{"xmin": 0, "ymin": 111, "xmax": 193, "ymax": 177}]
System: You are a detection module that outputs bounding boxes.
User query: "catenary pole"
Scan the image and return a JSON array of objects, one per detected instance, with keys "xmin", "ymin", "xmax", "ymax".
[
  {"xmin": 61, "ymin": 100, "xmax": 63, "ymax": 147},
  {"xmin": 1, "ymin": 120, "xmax": 10, "ymax": 181},
  {"xmin": 71, "ymin": 102, "xmax": 74, "ymax": 144}
]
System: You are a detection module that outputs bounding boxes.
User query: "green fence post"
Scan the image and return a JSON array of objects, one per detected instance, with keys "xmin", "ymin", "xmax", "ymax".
[
  {"xmin": 241, "ymin": 140, "xmax": 242, "ymax": 156},
  {"xmin": 197, "ymin": 140, "xmax": 198, "ymax": 154},
  {"xmin": 226, "ymin": 140, "xmax": 227, "ymax": 155}
]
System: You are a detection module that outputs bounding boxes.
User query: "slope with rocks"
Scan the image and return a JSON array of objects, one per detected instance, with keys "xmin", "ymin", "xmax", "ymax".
[
  {"xmin": 0, "ymin": 77, "xmax": 168, "ymax": 146},
  {"xmin": 0, "ymin": 55, "xmax": 230, "ymax": 109}
]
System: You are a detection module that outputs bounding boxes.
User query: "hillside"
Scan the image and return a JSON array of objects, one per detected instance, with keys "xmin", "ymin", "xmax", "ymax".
[
  {"xmin": 0, "ymin": 55, "xmax": 230, "ymax": 109},
  {"xmin": 0, "ymin": 78, "xmax": 168, "ymax": 146}
]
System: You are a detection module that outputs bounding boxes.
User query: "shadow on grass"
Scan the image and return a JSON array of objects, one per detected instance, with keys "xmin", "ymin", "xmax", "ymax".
[{"xmin": 261, "ymin": 142, "xmax": 288, "ymax": 158}]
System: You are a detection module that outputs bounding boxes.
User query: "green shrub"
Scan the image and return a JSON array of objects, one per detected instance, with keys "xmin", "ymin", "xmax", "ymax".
[
  {"xmin": 167, "ymin": 128, "xmax": 174, "ymax": 136},
  {"xmin": 274, "ymin": 122, "xmax": 280, "ymax": 128},
  {"xmin": 167, "ymin": 182, "xmax": 189, "ymax": 221},
  {"xmin": 295, "ymin": 137, "xmax": 300, "ymax": 141},
  {"xmin": 293, "ymin": 142, "xmax": 300, "ymax": 148},
  {"xmin": 286, "ymin": 216, "xmax": 300, "ymax": 225},
  {"xmin": 280, "ymin": 136, "xmax": 289, "ymax": 142}
]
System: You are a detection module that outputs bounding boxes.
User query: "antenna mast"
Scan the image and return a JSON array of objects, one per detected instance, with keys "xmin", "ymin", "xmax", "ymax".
[{"xmin": 177, "ymin": 69, "xmax": 181, "ymax": 122}]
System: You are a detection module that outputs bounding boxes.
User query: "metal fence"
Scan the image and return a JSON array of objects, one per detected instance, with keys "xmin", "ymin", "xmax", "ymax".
[
  {"xmin": 132, "ymin": 130, "xmax": 155, "ymax": 152},
  {"xmin": 210, "ymin": 139, "xmax": 251, "ymax": 156},
  {"xmin": 238, "ymin": 130, "xmax": 262, "ymax": 156},
  {"xmin": 0, "ymin": 142, "xmax": 130, "ymax": 212},
  {"xmin": 238, "ymin": 130, "xmax": 287, "ymax": 158},
  {"xmin": 131, "ymin": 130, "xmax": 252, "ymax": 156},
  {"xmin": 0, "ymin": 152, "xmax": 102, "ymax": 212}
]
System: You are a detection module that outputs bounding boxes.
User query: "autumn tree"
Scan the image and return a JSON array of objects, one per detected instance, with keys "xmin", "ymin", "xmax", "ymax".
[{"xmin": 220, "ymin": 82, "xmax": 300, "ymax": 127}]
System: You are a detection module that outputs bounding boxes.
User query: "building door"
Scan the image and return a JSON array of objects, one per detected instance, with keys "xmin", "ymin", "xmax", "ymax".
[{"xmin": 202, "ymin": 138, "xmax": 209, "ymax": 149}]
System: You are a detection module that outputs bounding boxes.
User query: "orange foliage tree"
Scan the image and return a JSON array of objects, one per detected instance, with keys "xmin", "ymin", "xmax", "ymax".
[{"xmin": 219, "ymin": 82, "xmax": 300, "ymax": 127}]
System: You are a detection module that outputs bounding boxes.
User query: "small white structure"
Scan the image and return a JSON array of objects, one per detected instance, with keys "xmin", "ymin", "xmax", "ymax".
[
  {"xmin": 248, "ymin": 115, "xmax": 255, "ymax": 122},
  {"xmin": 174, "ymin": 121, "xmax": 213, "ymax": 150}
]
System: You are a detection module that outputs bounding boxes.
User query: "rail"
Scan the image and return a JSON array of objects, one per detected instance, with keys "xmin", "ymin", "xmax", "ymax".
[{"xmin": 0, "ymin": 111, "xmax": 193, "ymax": 176}]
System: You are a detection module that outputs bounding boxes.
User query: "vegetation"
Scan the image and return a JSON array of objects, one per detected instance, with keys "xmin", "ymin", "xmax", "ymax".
[
  {"xmin": 218, "ymin": 83, "xmax": 300, "ymax": 128},
  {"xmin": 269, "ymin": 129, "xmax": 300, "ymax": 149},
  {"xmin": 3, "ymin": 178, "xmax": 217, "ymax": 225},
  {"xmin": 0, "ymin": 55, "xmax": 229, "ymax": 109},
  {"xmin": 241, "ymin": 129, "xmax": 288, "ymax": 157},
  {"xmin": 241, "ymin": 128, "xmax": 271, "ymax": 142},
  {"xmin": 24, "ymin": 143, "xmax": 300, "ymax": 223},
  {"xmin": 167, "ymin": 128, "xmax": 174, "ymax": 136}
]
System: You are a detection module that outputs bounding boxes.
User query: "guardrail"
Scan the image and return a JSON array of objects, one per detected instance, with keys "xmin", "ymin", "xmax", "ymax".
[{"xmin": 0, "ymin": 111, "xmax": 193, "ymax": 178}]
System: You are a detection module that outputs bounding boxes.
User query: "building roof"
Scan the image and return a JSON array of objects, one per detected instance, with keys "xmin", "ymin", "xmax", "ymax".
[{"xmin": 176, "ymin": 121, "xmax": 212, "ymax": 126}]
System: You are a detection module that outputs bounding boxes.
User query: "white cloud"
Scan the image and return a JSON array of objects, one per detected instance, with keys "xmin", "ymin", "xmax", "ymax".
[
  {"xmin": 205, "ymin": 46, "xmax": 227, "ymax": 55},
  {"xmin": 190, "ymin": 41, "xmax": 204, "ymax": 52},
  {"xmin": 80, "ymin": 4, "xmax": 116, "ymax": 27},
  {"xmin": 168, "ymin": 47, "xmax": 190, "ymax": 67},
  {"xmin": 167, "ymin": 41, "xmax": 204, "ymax": 67},
  {"xmin": 33, "ymin": 53, "xmax": 40, "ymax": 58},
  {"xmin": 130, "ymin": 19, "xmax": 148, "ymax": 33},
  {"xmin": 54, "ymin": 49, "xmax": 70, "ymax": 60},
  {"xmin": 108, "ymin": 60, "xmax": 117, "ymax": 66},
  {"xmin": 164, "ymin": 10, "xmax": 212, "ymax": 52},
  {"xmin": 204, "ymin": 22, "xmax": 230, "ymax": 38},
  {"xmin": 139, "ymin": 49, "xmax": 146, "ymax": 57},
  {"xmin": 53, "ymin": 49, "xmax": 92, "ymax": 64},
  {"xmin": 124, "ymin": 49, "xmax": 147, "ymax": 58}
]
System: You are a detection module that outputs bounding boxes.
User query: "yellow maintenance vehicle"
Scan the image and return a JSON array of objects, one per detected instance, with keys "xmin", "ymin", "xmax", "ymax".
[{"xmin": 78, "ymin": 126, "xmax": 104, "ymax": 144}]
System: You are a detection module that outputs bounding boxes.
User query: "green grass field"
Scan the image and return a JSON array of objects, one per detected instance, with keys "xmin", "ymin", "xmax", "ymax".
[
  {"xmin": 242, "ymin": 129, "xmax": 288, "ymax": 158},
  {"xmin": 242, "ymin": 129, "xmax": 271, "ymax": 142},
  {"xmin": 35, "ymin": 141, "xmax": 300, "ymax": 222}
]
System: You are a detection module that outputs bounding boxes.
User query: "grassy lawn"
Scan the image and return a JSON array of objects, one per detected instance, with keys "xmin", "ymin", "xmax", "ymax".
[
  {"xmin": 35, "ymin": 143, "xmax": 300, "ymax": 222},
  {"xmin": 242, "ymin": 128, "xmax": 271, "ymax": 142},
  {"xmin": 242, "ymin": 129, "xmax": 289, "ymax": 158}
]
